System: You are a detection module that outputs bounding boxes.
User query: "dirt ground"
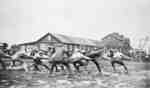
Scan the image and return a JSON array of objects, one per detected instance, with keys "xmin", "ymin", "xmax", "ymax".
[{"xmin": 0, "ymin": 61, "xmax": 150, "ymax": 88}]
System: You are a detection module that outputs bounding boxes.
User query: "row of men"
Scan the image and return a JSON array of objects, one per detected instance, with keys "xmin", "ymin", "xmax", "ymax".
[
  {"xmin": 0, "ymin": 43, "xmax": 129, "ymax": 76},
  {"xmin": 0, "ymin": 43, "xmax": 94, "ymax": 72},
  {"xmin": 23, "ymin": 44, "xmax": 129, "ymax": 74}
]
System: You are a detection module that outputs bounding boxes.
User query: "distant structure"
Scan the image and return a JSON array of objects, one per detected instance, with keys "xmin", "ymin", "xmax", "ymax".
[
  {"xmin": 17, "ymin": 33, "xmax": 103, "ymax": 53},
  {"xmin": 138, "ymin": 36, "xmax": 150, "ymax": 54},
  {"xmin": 101, "ymin": 32, "xmax": 132, "ymax": 54}
]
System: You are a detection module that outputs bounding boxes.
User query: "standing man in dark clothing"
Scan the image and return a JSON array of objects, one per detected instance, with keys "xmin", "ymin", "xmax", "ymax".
[
  {"xmin": 0, "ymin": 50, "xmax": 7, "ymax": 70},
  {"xmin": 49, "ymin": 44, "xmax": 73, "ymax": 77},
  {"xmin": 108, "ymin": 49, "xmax": 117, "ymax": 72},
  {"xmin": 0, "ymin": 43, "xmax": 9, "ymax": 70}
]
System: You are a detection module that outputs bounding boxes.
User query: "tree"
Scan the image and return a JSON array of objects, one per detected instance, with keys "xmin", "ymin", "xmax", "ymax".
[{"xmin": 101, "ymin": 32, "xmax": 132, "ymax": 55}]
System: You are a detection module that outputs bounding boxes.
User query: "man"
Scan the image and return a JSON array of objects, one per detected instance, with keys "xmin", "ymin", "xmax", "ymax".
[
  {"xmin": 48, "ymin": 47, "xmax": 56, "ymax": 57},
  {"xmin": 70, "ymin": 48, "xmax": 103, "ymax": 73},
  {"xmin": 69, "ymin": 49, "xmax": 89, "ymax": 72},
  {"xmin": 0, "ymin": 43, "xmax": 9, "ymax": 70},
  {"xmin": 32, "ymin": 50, "xmax": 50, "ymax": 72},
  {"xmin": 49, "ymin": 44, "xmax": 72, "ymax": 76},
  {"xmin": 108, "ymin": 49, "xmax": 128, "ymax": 73}
]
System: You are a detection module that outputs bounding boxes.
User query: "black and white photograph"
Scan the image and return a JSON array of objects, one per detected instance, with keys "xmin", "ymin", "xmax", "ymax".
[{"xmin": 0, "ymin": 0, "xmax": 150, "ymax": 88}]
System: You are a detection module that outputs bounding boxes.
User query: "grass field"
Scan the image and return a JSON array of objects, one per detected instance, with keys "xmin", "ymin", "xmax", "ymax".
[{"xmin": 0, "ymin": 61, "xmax": 150, "ymax": 88}]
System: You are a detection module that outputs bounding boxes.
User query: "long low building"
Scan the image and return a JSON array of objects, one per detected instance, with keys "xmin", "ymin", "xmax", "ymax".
[{"xmin": 17, "ymin": 33, "xmax": 103, "ymax": 53}]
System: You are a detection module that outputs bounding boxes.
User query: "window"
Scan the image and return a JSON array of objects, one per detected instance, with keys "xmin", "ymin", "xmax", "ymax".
[
  {"xmin": 40, "ymin": 43, "xmax": 49, "ymax": 51},
  {"xmin": 48, "ymin": 35, "xmax": 51, "ymax": 41}
]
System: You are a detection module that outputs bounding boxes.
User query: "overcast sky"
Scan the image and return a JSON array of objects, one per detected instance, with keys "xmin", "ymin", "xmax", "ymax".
[{"xmin": 0, "ymin": 0, "xmax": 150, "ymax": 48}]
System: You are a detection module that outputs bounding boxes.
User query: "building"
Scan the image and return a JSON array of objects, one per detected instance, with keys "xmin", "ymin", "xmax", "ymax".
[
  {"xmin": 101, "ymin": 32, "xmax": 132, "ymax": 52},
  {"xmin": 138, "ymin": 36, "xmax": 150, "ymax": 54},
  {"xmin": 17, "ymin": 33, "xmax": 103, "ymax": 53}
]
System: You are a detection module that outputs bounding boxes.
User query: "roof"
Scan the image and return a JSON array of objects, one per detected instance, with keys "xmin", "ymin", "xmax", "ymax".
[
  {"xmin": 52, "ymin": 33, "xmax": 102, "ymax": 47},
  {"xmin": 100, "ymin": 38, "xmax": 124, "ymax": 48},
  {"xmin": 18, "ymin": 33, "xmax": 103, "ymax": 47},
  {"xmin": 18, "ymin": 41, "xmax": 37, "ymax": 46}
]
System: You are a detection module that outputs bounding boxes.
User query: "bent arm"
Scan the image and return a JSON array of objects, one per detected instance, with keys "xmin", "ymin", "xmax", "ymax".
[{"xmin": 80, "ymin": 54, "xmax": 91, "ymax": 60}]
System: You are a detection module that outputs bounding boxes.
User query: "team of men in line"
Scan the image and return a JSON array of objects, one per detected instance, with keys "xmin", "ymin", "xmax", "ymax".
[{"xmin": 0, "ymin": 42, "xmax": 129, "ymax": 75}]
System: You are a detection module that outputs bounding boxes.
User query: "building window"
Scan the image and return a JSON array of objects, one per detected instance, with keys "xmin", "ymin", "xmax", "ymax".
[
  {"xmin": 40, "ymin": 43, "xmax": 49, "ymax": 51},
  {"xmin": 71, "ymin": 45, "xmax": 74, "ymax": 51},
  {"xmin": 67, "ymin": 44, "xmax": 72, "ymax": 51},
  {"xmin": 70, "ymin": 45, "xmax": 74, "ymax": 51},
  {"xmin": 63, "ymin": 44, "xmax": 68, "ymax": 50},
  {"xmin": 48, "ymin": 35, "xmax": 51, "ymax": 41}
]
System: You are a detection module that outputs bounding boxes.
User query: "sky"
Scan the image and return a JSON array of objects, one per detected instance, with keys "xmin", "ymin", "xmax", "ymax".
[{"xmin": 0, "ymin": 0, "xmax": 150, "ymax": 48}]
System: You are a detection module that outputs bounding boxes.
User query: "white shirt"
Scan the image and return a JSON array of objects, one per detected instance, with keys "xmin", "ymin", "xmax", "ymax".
[
  {"xmin": 102, "ymin": 53, "xmax": 112, "ymax": 60},
  {"xmin": 114, "ymin": 52, "xmax": 123, "ymax": 59},
  {"xmin": 70, "ymin": 52, "xmax": 91, "ymax": 62}
]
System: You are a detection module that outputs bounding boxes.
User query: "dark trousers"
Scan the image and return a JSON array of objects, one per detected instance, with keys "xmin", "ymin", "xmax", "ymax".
[
  {"xmin": 33, "ymin": 62, "xmax": 50, "ymax": 71},
  {"xmin": 73, "ymin": 60, "xmax": 83, "ymax": 72},
  {"xmin": 111, "ymin": 60, "xmax": 128, "ymax": 72},
  {"xmin": 91, "ymin": 59, "xmax": 102, "ymax": 73},
  {"xmin": 73, "ymin": 59, "xmax": 102, "ymax": 73},
  {"xmin": 49, "ymin": 60, "xmax": 72, "ymax": 75},
  {"xmin": 73, "ymin": 59, "xmax": 89, "ymax": 72}
]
